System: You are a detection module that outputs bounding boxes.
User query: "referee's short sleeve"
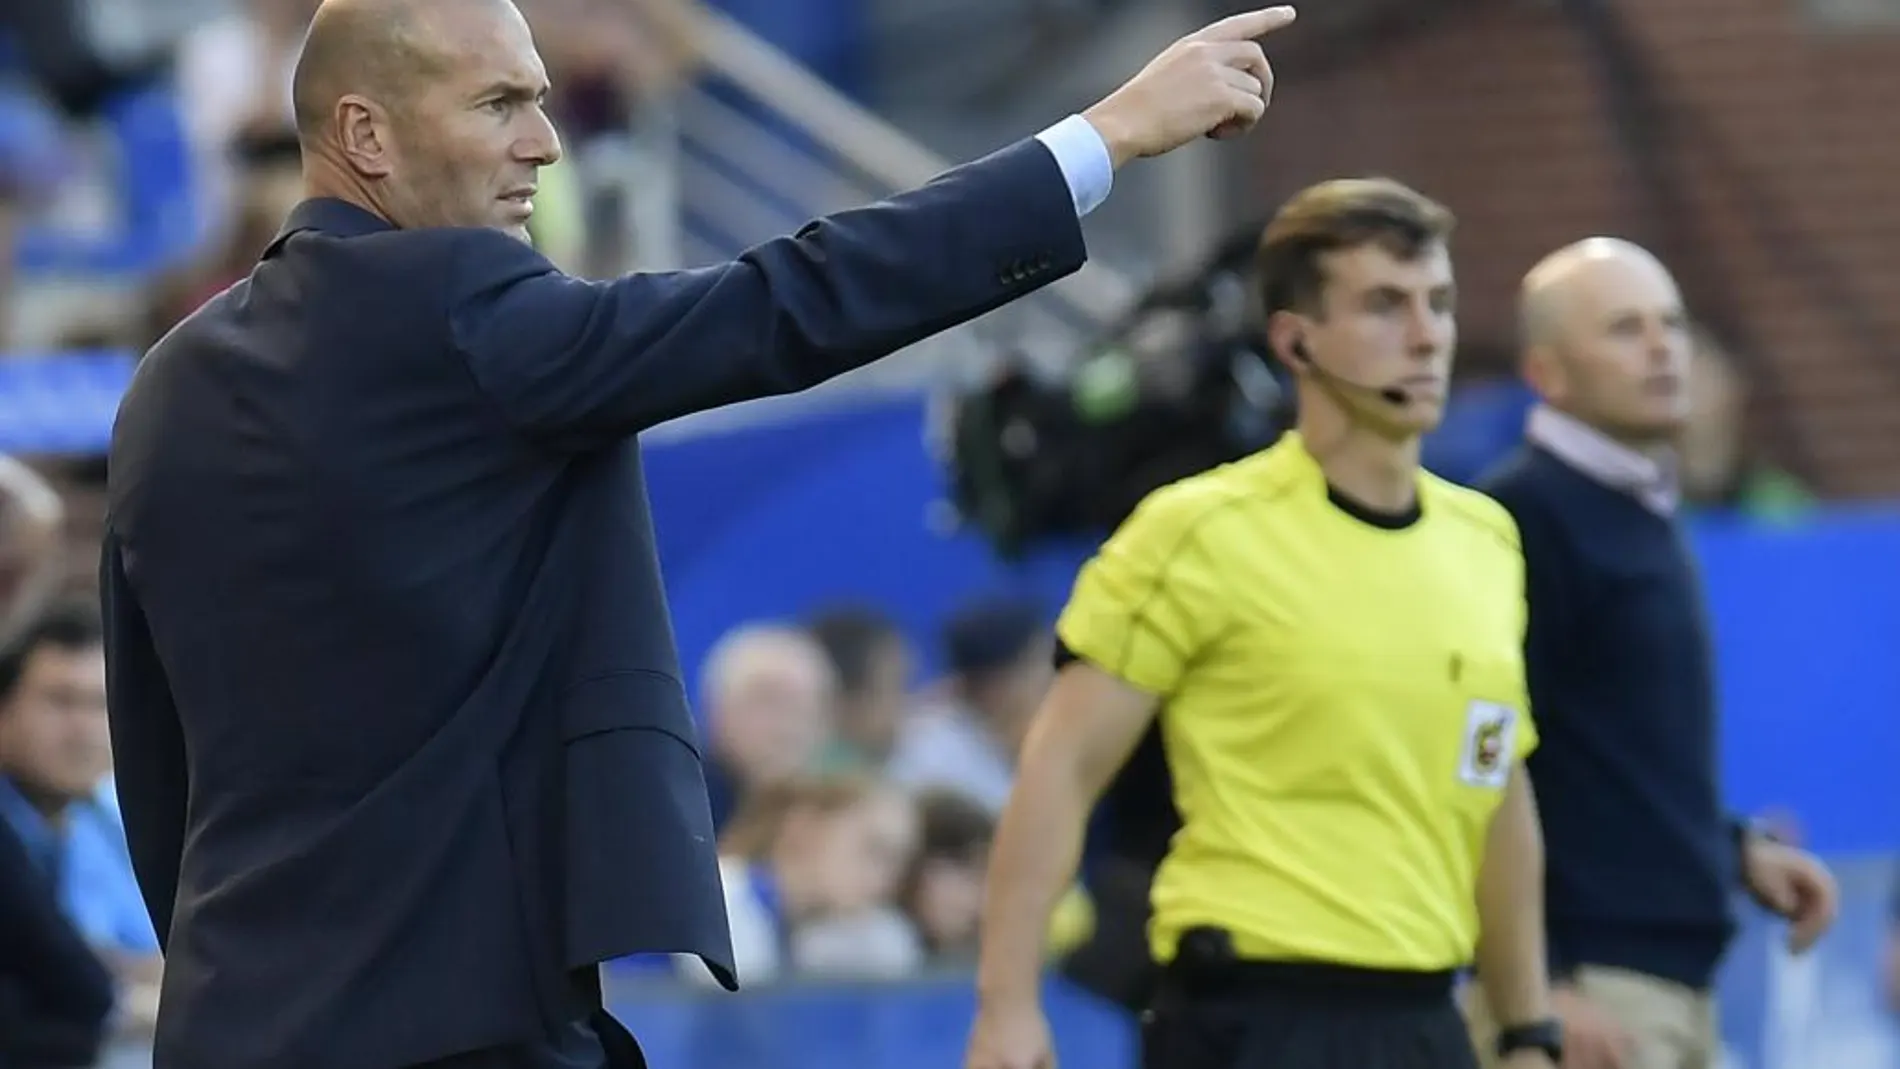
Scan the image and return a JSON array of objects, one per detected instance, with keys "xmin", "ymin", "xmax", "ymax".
[
  {"xmin": 1513, "ymin": 706, "xmax": 1539, "ymax": 764},
  {"xmin": 1057, "ymin": 483, "xmax": 1230, "ymax": 697}
]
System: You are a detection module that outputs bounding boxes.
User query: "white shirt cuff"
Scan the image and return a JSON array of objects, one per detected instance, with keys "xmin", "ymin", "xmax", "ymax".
[{"xmin": 1033, "ymin": 114, "xmax": 1115, "ymax": 218}]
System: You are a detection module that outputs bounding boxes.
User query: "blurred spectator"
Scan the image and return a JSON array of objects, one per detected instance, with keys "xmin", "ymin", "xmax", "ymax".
[
  {"xmin": 522, "ymin": 0, "xmax": 705, "ymax": 271},
  {"xmin": 527, "ymin": 0, "xmax": 705, "ymax": 106},
  {"xmin": 807, "ymin": 604, "xmax": 914, "ymax": 774},
  {"xmin": 699, "ymin": 623, "xmax": 837, "ymax": 830},
  {"xmin": 0, "ymin": 601, "xmax": 160, "ymax": 1038},
  {"xmin": 153, "ymin": 0, "xmax": 701, "ymax": 290},
  {"xmin": 0, "ymin": 0, "xmax": 167, "ymax": 119},
  {"xmin": 1680, "ymin": 328, "xmax": 1811, "ymax": 521},
  {"xmin": 0, "ymin": 188, "xmax": 11, "ymax": 345},
  {"xmin": 0, "ymin": 813, "xmax": 114, "ymax": 1069},
  {"xmin": 142, "ymin": 124, "xmax": 304, "ymax": 347},
  {"xmin": 173, "ymin": 0, "xmax": 313, "ymax": 234},
  {"xmin": 0, "ymin": 457, "xmax": 66, "ymax": 652},
  {"xmin": 1056, "ymin": 724, "xmax": 1176, "ymax": 1014},
  {"xmin": 899, "ymin": 790, "xmax": 994, "ymax": 965},
  {"xmin": 1887, "ymin": 872, "xmax": 1899, "ymax": 1016},
  {"xmin": 0, "ymin": 79, "xmax": 73, "ymax": 349},
  {"xmin": 897, "ymin": 789, "xmax": 1096, "ymax": 972},
  {"xmin": 886, "ymin": 597, "xmax": 1052, "ymax": 814},
  {"xmin": 695, "ymin": 775, "xmax": 920, "ymax": 985}
]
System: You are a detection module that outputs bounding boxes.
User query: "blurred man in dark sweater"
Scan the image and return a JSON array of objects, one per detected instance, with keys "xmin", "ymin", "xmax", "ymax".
[
  {"xmin": 0, "ymin": 799, "xmax": 116, "ymax": 1068},
  {"xmin": 1468, "ymin": 238, "xmax": 1837, "ymax": 1069}
]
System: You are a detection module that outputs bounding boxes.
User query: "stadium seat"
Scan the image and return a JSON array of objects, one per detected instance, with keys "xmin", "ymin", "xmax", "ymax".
[
  {"xmin": 0, "ymin": 350, "xmax": 136, "ymax": 455},
  {"xmin": 16, "ymin": 84, "xmax": 204, "ymax": 277}
]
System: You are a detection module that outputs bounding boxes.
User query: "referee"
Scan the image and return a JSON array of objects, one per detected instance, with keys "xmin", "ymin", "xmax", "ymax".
[{"xmin": 964, "ymin": 178, "xmax": 1558, "ymax": 1069}]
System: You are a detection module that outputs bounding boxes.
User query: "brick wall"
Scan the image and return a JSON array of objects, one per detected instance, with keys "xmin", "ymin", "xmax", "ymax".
[{"xmin": 1243, "ymin": 0, "xmax": 1900, "ymax": 497}]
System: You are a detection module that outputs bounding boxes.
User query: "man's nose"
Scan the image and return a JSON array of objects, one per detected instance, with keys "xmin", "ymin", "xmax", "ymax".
[
  {"xmin": 1406, "ymin": 306, "xmax": 1448, "ymax": 356},
  {"xmin": 517, "ymin": 111, "xmax": 563, "ymax": 167},
  {"xmin": 1645, "ymin": 322, "xmax": 1683, "ymax": 364}
]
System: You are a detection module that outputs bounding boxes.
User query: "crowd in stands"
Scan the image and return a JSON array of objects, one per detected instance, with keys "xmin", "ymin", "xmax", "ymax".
[
  {"xmin": 0, "ymin": 0, "xmax": 703, "ymax": 359},
  {"xmin": 661, "ymin": 597, "xmax": 1095, "ymax": 986}
]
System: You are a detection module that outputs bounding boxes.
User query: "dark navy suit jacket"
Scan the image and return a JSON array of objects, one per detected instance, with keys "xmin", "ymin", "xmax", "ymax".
[{"xmin": 100, "ymin": 138, "xmax": 1086, "ymax": 1069}]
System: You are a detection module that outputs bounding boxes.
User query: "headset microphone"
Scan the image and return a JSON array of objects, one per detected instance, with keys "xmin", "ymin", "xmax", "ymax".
[{"xmin": 1290, "ymin": 339, "xmax": 1410, "ymax": 406}]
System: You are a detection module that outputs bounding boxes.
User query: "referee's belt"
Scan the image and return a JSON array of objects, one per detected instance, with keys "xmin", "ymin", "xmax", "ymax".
[{"xmin": 1161, "ymin": 927, "xmax": 1457, "ymax": 1003}]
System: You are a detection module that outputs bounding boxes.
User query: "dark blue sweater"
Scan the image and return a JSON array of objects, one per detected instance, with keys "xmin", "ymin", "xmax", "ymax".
[{"xmin": 1480, "ymin": 446, "xmax": 1738, "ymax": 990}]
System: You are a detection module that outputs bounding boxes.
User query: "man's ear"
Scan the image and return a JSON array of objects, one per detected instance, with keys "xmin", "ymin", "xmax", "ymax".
[
  {"xmin": 1264, "ymin": 309, "xmax": 1308, "ymax": 375},
  {"xmin": 1521, "ymin": 342, "xmax": 1568, "ymax": 404},
  {"xmin": 335, "ymin": 95, "xmax": 394, "ymax": 178}
]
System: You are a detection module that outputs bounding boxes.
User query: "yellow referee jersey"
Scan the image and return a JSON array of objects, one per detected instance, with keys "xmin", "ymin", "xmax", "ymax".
[{"xmin": 1056, "ymin": 432, "xmax": 1536, "ymax": 972}]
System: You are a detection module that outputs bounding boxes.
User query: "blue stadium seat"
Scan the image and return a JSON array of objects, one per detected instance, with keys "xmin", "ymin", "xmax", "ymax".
[
  {"xmin": 608, "ymin": 973, "xmax": 1137, "ymax": 1069},
  {"xmin": 0, "ymin": 89, "xmax": 66, "ymax": 191},
  {"xmin": 15, "ymin": 84, "xmax": 204, "ymax": 277},
  {"xmin": 0, "ymin": 350, "xmax": 137, "ymax": 455}
]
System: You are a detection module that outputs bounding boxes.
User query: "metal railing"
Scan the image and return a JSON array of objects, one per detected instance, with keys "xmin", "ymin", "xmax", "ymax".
[{"xmin": 635, "ymin": 9, "xmax": 1145, "ymax": 439}]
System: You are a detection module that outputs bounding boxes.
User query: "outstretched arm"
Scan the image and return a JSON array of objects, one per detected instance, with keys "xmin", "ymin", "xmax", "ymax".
[
  {"xmin": 450, "ymin": 6, "xmax": 1298, "ymax": 451},
  {"xmin": 448, "ymin": 136, "xmax": 1091, "ymax": 450}
]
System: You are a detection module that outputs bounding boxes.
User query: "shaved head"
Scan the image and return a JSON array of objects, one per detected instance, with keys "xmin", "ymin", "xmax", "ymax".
[
  {"xmin": 702, "ymin": 625, "xmax": 838, "ymax": 786},
  {"xmin": 294, "ymin": 0, "xmax": 429, "ymax": 138},
  {"xmin": 1516, "ymin": 237, "xmax": 1693, "ymax": 442},
  {"xmin": 291, "ymin": 0, "xmax": 560, "ymax": 239},
  {"xmin": 1517, "ymin": 237, "xmax": 1672, "ymax": 347}
]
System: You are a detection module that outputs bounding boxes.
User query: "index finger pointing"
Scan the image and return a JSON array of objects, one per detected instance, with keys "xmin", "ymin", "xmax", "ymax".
[{"xmin": 1189, "ymin": 6, "xmax": 1297, "ymax": 43}]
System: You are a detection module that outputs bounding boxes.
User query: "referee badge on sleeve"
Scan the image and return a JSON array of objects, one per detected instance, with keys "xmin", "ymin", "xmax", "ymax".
[{"xmin": 1456, "ymin": 701, "xmax": 1517, "ymax": 789}]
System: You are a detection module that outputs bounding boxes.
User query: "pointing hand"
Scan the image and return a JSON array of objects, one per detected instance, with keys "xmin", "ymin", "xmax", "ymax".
[{"xmin": 1082, "ymin": 7, "xmax": 1298, "ymax": 167}]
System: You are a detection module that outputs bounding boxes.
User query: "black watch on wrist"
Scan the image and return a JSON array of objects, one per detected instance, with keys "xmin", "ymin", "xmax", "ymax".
[{"xmin": 1496, "ymin": 1018, "xmax": 1564, "ymax": 1062}]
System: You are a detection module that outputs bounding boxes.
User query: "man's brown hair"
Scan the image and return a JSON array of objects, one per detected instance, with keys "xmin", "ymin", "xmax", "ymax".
[
  {"xmin": 717, "ymin": 773, "xmax": 889, "ymax": 860},
  {"xmin": 1255, "ymin": 177, "xmax": 1455, "ymax": 318}
]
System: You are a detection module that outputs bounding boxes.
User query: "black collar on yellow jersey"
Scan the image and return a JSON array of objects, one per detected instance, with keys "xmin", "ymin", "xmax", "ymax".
[{"xmin": 1326, "ymin": 484, "xmax": 1422, "ymax": 531}]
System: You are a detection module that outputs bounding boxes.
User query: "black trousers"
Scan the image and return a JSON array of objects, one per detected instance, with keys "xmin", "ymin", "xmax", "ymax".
[
  {"xmin": 1140, "ymin": 954, "xmax": 1479, "ymax": 1069},
  {"xmin": 410, "ymin": 1013, "xmax": 646, "ymax": 1069},
  {"xmin": 1058, "ymin": 855, "xmax": 1161, "ymax": 1013}
]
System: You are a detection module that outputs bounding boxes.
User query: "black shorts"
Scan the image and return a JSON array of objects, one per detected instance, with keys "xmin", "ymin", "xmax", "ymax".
[{"xmin": 1141, "ymin": 947, "xmax": 1479, "ymax": 1069}]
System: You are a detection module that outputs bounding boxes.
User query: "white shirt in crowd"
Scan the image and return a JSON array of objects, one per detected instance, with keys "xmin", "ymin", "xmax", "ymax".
[
  {"xmin": 677, "ymin": 857, "xmax": 921, "ymax": 988},
  {"xmin": 173, "ymin": 10, "xmax": 298, "ymax": 224},
  {"xmin": 884, "ymin": 700, "xmax": 1015, "ymax": 816}
]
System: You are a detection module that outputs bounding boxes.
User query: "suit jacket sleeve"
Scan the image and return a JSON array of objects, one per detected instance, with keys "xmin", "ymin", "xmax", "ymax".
[
  {"xmin": 99, "ymin": 530, "xmax": 187, "ymax": 952},
  {"xmin": 447, "ymin": 137, "xmax": 1087, "ymax": 449}
]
